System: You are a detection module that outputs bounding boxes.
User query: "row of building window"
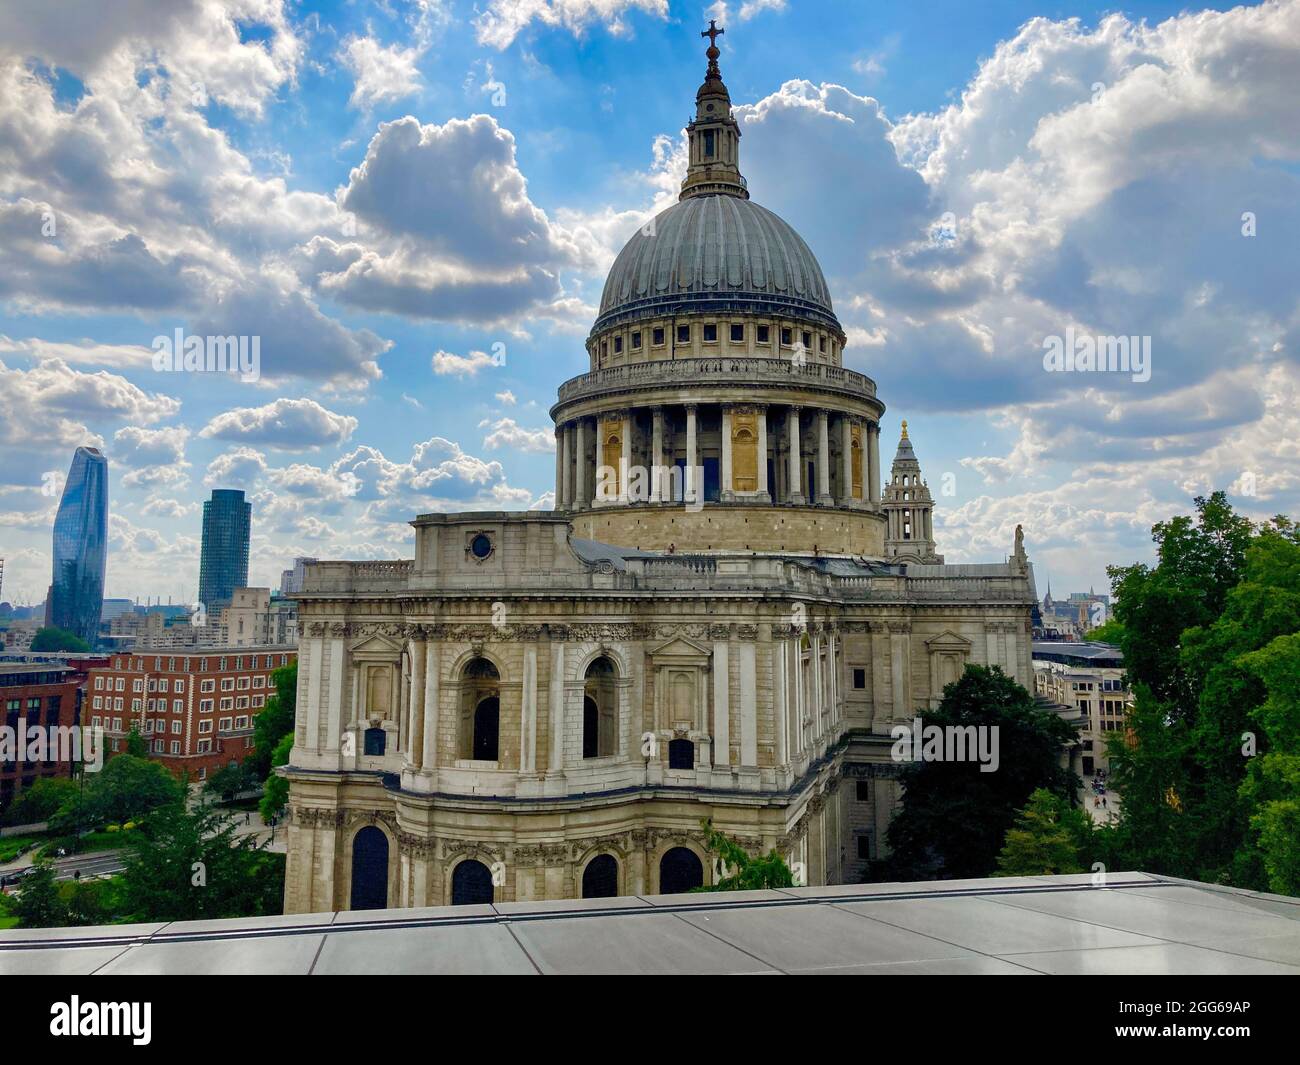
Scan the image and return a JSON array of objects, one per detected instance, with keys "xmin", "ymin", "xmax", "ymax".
[
  {"xmin": 90, "ymin": 715, "xmax": 250, "ymax": 734},
  {"xmin": 108, "ymin": 653, "xmax": 291, "ymax": 672},
  {"xmin": 598, "ymin": 323, "xmax": 832, "ymax": 358}
]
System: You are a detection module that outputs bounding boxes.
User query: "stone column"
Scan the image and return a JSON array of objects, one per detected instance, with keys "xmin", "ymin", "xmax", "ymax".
[
  {"xmin": 756, "ymin": 406, "xmax": 770, "ymax": 502},
  {"xmin": 554, "ymin": 428, "xmax": 564, "ymax": 507},
  {"xmin": 817, "ymin": 410, "xmax": 832, "ymax": 505},
  {"xmin": 407, "ymin": 637, "xmax": 425, "ymax": 768},
  {"xmin": 685, "ymin": 404, "xmax": 699, "ymax": 504},
  {"xmin": 839, "ymin": 415, "xmax": 853, "ymax": 505},
  {"xmin": 521, "ymin": 644, "xmax": 537, "ymax": 772},
  {"xmin": 560, "ymin": 422, "xmax": 573, "ymax": 509},
  {"xmin": 787, "ymin": 407, "xmax": 803, "ymax": 504},
  {"xmin": 720, "ymin": 405, "xmax": 734, "ymax": 501},
  {"xmin": 574, "ymin": 417, "xmax": 588, "ymax": 510},
  {"xmin": 868, "ymin": 423, "xmax": 881, "ymax": 503},
  {"xmin": 421, "ymin": 641, "xmax": 439, "ymax": 770},
  {"xmin": 548, "ymin": 639, "xmax": 565, "ymax": 773},
  {"xmin": 621, "ymin": 412, "xmax": 634, "ymax": 503},
  {"xmin": 651, "ymin": 406, "xmax": 665, "ymax": 502}
]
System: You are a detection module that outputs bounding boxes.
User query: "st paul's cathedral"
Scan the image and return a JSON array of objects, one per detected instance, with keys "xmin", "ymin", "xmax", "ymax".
[{"xmin": 283, "ymin": 25, "xmax": 1037, "ymax": 912}]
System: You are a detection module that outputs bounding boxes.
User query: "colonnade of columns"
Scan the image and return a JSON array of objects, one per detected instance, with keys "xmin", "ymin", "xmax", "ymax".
[{"xmin": 554, "ymin": 403, "xmax": 882, "ymax": 511}]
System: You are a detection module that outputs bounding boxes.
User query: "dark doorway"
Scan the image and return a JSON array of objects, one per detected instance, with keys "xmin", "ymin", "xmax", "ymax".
[
  {"xmin": 703, "ymin": 456, "xmax": 720, "ymax": 502},
  {"xmin": 668, "ymin": 737, "xmax": 694, "ymax": 769},
  {"xmin": 363, "ymin": 727, "xmax": 385, "ymax": 756},
  {"xmin": 473, "ymin": 696, "xmax": 499, "ymax": 761},
  {"xmin": 582, "ymin": 854, "xmax": 619, "ymax": 898},
  {"xmin": 349, "ymin": 826, "xmax": 389, "ymax": 910},
  {"xmin": 583, "ymin": 696, "xmax": 599, "ymax": 759},
  {"xmin": 451, "ymin": 859, "xmax": 494, "ymax": 905},
  {"xmin": 659, "ymin": 847, "xmax": 703, "ymax": 894}
]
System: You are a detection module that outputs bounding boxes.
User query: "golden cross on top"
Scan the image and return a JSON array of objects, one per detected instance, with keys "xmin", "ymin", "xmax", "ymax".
[{"xmin": 702, "ymin": 20, "xmax": 724, "ymax": 48}]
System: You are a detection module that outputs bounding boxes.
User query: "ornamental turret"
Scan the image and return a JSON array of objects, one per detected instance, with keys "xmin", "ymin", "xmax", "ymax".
[{"xmin": 882, "ymin": 421, "xmax": 943, "ymax": 563}]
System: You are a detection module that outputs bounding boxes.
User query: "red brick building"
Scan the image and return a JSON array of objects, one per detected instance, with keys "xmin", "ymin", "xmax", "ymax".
[
  {"xmin": 0, "ymin": 663, "xmax": 83, "ymax": 814},
  {"xmin": 86, "ymin": 646, "xmax": 296, "ymax": 780}
]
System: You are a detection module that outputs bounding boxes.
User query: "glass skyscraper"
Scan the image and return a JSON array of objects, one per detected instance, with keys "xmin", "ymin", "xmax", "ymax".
[
  {"xmin": 198, "ymin": 489, "xmax": 252, "ymax": 613},
  {"xmin": 50, "ymin": 446, "xmax": 109, "ymax": 645}
]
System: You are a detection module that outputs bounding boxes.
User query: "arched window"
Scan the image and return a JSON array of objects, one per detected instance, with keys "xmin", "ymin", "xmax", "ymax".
[
  {"xmin": 451, "ymin": 859, "xmax": 494, "ymax": 905},
  {"xmin": 459, "ymin": 657, "xmax": 501, "ymax": 761},
  {"xmin": 659, "ymin": 847, "xmax": 703, "ymax": 894},
  {"xmin": 473, "ymin": 697, "xmax": 499, "ymax": 761},
  {"xmin": 363, "ymin": 727, "xmax": 385, "ymax": 756},
  {"xmin": 582, "ymin": 854, "xmax": 619, "ymax": 898},
  {"xmin": 668, "ymin": 737, "xmax": 694, "ymax": 770},
  {"xmin": 349, "ymin": 826, "xmax": 389, "ymax": 910},
  {"xmin": 583, "ymin": 656, "xmax": 617, "ymax": 759}
]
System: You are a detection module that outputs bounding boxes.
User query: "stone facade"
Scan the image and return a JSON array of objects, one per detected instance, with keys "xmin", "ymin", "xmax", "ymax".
[{"xmin": 281, "ymin": 27, "xmax": 1037, "ymax": 913}]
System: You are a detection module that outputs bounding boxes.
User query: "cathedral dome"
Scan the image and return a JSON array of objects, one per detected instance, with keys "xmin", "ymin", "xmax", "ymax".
[{"xmin": 593, "ymin": 195, "xmax": 840, "ymax": 335}]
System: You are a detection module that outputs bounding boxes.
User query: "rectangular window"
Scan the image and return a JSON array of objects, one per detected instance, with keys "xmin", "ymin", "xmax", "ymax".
[
  {"xmin": 173, "ymin": 699, "xmax": 183, "ymax": 713},
  {"xmin": 631, "ymin": 331, "xmax": 641, "ymax": 349},
  {"xmin": 703, "ymin": 129, "xmax": 715, "ymax": 157},
  {"xmin": 857, "ymin": 835, "xmax": 874, "ymax": 860},
  {"xmin": 197, "ymin": 739, "xmax": 211, "ymax": 753},
  {"xmin": 781, "ymin": 327, "xmax": 792, "ymax": 346},
  {"xmin": 757, "ymin": 325, "xmax": 770, "ymax": 344},
  {"xmin": 252, "ymin": 676, "xmax": 265, "ymax": 689},
  {"xmin": 235, "ymin": 716, "xmax": 249, "ymax": 730},
  {"xmin": 856, "ymin": 781, "xmax": 871, "ymax": 803},
  {"xmin": 730, "ymin": 323, "xmax": 744, "ymax": 343},
  {"xmin": 200, "ymin": 699, "xmax": 213, "ymax": 712},
  {"xmin": 613, "ymin": 335, "xmax": 623, "ymax": 354},
  {"xmin": 819, "ymin": 335, "xmax": 827, "ymax": 353},
  {"xmin": 852, "ymin": 668, "xmax": 866, "ymax": 690},
  {"xmin": 677, "ymin": 325, "xmax": 690, "ymax": 344},
  {"xmin": 237, "ymin": 677, "xmax": 250, "ymax": 690},
  {"xmin": 703, "ymin": 323, "xmax": 718, "ymax": 343},
  {"xmin": 199, "ymin": 720, "xmax": 213, "ymax": 734},
  {"xmin": 170, "ymin": 741, "xmax": 180, "ymax": 755},
  {"xmin": 171, "ymin": 720, "xmax": 182, "ymax": 735},
  {"xmin": 174, "ymin": 680, "xmax": 185, "ymax": 694},
  {"xmin": 802, "ymin": 330, "xmax": 813, "ymax": 350},
  {"xmin": 652, "ymin": 327, "xmax": 665, "ymax": 346},
  {"xmin": 219, "ymin": 717, "xmax": 233, "ymax": 732}
]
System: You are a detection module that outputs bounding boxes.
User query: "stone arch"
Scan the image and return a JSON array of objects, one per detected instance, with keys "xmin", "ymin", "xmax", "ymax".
[
  {"xmin": 454, "ymin": 655, "xmax": 502, "ymax": 761},
  {"xmin": 348, "ymin": 823, "xmax": 394, "ymax": 910},
  {"xmin": 657, "ymin": 844, "xmax": 706, "ymax": 895},
  {"xmin": 581, "ymin": 853, "xmax": 620, "ymax": 898},
  {"xmin": 450, "ymin": 858, "xmax": 495, "ymax": 905},
  {"xmin": 582, "ymin": 654, "xmax": 619, "ymax": 759}
]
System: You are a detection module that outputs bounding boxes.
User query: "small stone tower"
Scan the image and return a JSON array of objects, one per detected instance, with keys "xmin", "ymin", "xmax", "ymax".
[{"xmin": 883, "ymin": 421, "xmax": 943, "ymax": 563}]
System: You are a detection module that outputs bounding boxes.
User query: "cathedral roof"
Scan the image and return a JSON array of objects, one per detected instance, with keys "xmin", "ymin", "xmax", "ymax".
[
  {"xmin": 594, "ymin": 194, "xmax": 839, "ymax": 335},
  {"xmin": 591, "ymin": 22, "xmax": 841, "ymax": 338}
]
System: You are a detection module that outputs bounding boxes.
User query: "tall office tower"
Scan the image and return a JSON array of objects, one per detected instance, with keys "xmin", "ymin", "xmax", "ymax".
[
  {"xmin": 50, "ymin": 445, "xmax": 109, "ymax": 644},
  {"xmin": 198, "ymin": 489, "xmax": 251, "ymax": 614}
]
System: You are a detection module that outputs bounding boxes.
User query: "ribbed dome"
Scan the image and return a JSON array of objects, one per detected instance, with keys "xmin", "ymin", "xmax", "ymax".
[{"xmin": 592, "ymin": 195, "xmax": 841, "ymax": 336}]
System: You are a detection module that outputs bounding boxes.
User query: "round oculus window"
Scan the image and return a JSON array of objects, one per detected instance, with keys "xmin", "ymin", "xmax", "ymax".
[{"xmin": 470, "ymin": 533, "xmax": 493, "ymax": 559}]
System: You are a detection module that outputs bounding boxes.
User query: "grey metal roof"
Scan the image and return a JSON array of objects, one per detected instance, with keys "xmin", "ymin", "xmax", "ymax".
[
  {"xmin": 594, "ymin": 194, "xmax": 840, "ymax": 335},
  {"xmin": 3, "ymin": 873, "xmax": 1297, "ymax": 974},
  {"xmin": 1032, "ymin": 641, "xmax": 1125, "ymax": 667}
]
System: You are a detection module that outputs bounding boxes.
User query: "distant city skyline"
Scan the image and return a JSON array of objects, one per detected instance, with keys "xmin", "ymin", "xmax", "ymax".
[
  {"xmin": 49, "ymin": 445, "xmax": 108, "ymax": 643},
  {"xmin": 198, "ymin": 489, "xmax": 252, "ymax": 615},
  {"xmin": 0, "ymin": 0, "xmax": 1294, "ymax": 605}
]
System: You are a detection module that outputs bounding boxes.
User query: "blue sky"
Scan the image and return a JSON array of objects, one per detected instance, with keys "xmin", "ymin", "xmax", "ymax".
[{"xmin": 0, "ymin": 0, "xmax": 1296, "ymax": 607}]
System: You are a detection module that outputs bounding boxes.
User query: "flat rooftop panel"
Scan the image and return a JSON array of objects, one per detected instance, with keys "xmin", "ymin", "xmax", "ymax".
[{"xmin": 2, "ymin": 874, "xmax": 1297, "ymax": 974}]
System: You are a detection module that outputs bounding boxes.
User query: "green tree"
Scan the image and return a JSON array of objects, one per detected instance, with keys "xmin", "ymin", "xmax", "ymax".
[
  {"xmin": 881, "ymin": 665, "xmax": 1079, "ymax": 881},
  {"xmin": 1107, "ymin": 509, "xmax": 1300, "ymax": 888},
  {"xmin": 0, "ymin": 777, "xmax": 78, "ymax": 826},
  {"xmin": 204, "ymin": 762, "xmax": 256, "ymax": 802},
  {"xmin": 1237, "ymin": 630, "xmax": 1300, "ymax": 894},
  {"xmin": 259, "ymin": 733, "xmax": 293, "ymax": 823},
  {"xmin": 694, "ymin": 819, "xmax": 796, "ymax": 891},
  {"xmin": 76, "ymin": 755, "xmax": 185, "ymax": 828},
  {"xmin": 14, "ymin": 862, "xmax": 68, "ymax": 928},
  {"xmin": 124, "ymin": 724, "xmax": 149, "ymax": 758},
  {"xmin": 29, "ymin": 626, "xmax": 91, "ymax": 653},
  {"xmin": 1086, "ymin": 618, "xmax": 1126, "ymax": 646},
  {"xmin": 117, "ymin": 803, "xmax": 284, "ymax": 922},
  {"xmin": 995, "ymin": 789, "xmax": 1092, "ymax": 876},
  {"xmin": 247, "ymin": 661, "xmax": 297, "ymax": 779}
]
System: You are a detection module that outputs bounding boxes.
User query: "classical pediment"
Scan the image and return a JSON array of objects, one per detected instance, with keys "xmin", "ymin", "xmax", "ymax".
[
  {"xmin": 925, "ymin": 630, "xmax": 973, "ymax": 652},
  {"xmin": 349, "ymin": 633, "xmax": 404, "ymax": 659},
  {"xmin": 648, "ymin": 635, "xmax": 713, "ymax": 663}
]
